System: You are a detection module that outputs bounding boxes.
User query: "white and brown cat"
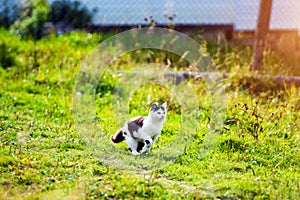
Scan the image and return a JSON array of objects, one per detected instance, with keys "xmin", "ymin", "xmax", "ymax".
[{"xmin": 110, "ymin": 102, "xmax": 167, "ymax": 155}]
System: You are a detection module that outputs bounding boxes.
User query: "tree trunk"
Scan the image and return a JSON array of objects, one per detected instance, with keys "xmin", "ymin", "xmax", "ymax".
[{"xmin": 251, "ymin": 0, "xmax": 273, "ymax": 71}]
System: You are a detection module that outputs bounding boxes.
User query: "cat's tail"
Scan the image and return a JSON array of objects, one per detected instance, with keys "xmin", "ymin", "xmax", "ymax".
[{"xmin": 110, "ymin": 129, "xmax": 125, "ymax": 143}]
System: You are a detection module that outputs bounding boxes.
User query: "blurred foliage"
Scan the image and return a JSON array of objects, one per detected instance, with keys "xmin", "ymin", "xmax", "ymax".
[
  {"xmin": 50, "ymin": 0, "xmax": 96, "ymax": 29},
  {"xmin": 0, "ymin": 31, "xmax": 18, "ymax": 68},
  {"xmin": 0, "ymin": 29, "xmax": 105, "ymax": 72},
  {"xmin": 6, "ymin": 0, "xmax": 94, "ymax": 39},
  {"xmin": 10, "ymin": 0, "xmax": 50, "ymax": 40}
]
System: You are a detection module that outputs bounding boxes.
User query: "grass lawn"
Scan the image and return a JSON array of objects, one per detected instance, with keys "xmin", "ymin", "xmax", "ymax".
[{"xmin": 0, "ymin": 29, "xmax": 299, "ymax": 199}]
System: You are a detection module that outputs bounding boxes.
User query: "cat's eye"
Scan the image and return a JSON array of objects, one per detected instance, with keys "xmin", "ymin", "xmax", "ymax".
[{"xmin": 157, "ymin": 112, "xmax": 161, "ymax": 114}]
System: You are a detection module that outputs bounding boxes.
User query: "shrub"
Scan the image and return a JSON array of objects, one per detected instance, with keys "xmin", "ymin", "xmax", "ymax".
[
  {"xmin": 10, "ymin": 0, "xmax": 50, "ymax": 40},
  {"xmin": 50, "ymin": 0, "xmax": 96, "ymax": 30}
]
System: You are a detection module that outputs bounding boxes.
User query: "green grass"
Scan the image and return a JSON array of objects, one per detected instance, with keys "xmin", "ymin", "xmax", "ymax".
[{"xmin": 0, "ymin": 29, "xmax": 299, "ymax": 199}]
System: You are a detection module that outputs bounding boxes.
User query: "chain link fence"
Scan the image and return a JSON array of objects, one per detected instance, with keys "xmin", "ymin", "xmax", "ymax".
[
  {"xmin": 1, "ymin": 0, "xmax": 300, "ymax": 32},
  {"xmin": 1, "ymin": 0, "xmax": 300, "ymax": 66},
  {"xmin": 61, "ymin": 0, "xmax": 300, "ymax": 32}
]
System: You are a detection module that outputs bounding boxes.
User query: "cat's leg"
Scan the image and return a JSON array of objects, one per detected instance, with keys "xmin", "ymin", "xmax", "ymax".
[
  {"xmin": 136, "ymin": 141, "xmax": 145, "ymax": 153},
  {"xmin": 141, "ymin": 133, "xmax": 161, "ymax": 153},
  {"xmin": 125, "ymin": 135, "xmax": 140, "ymax": 155},
  {"xmin": 140, "ymin": 135, "xmax": 153, "ymax": 153},
  {"xmin": 152, "ymin": 132, "xmax": 161, "ymax": 144}
]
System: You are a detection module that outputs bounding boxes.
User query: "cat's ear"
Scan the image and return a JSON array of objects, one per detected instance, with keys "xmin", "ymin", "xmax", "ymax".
[
  {"xmin": 161, "ymin": 102, "xmax": 167, "ymax": 110},
  {"xmin": 150, "ymin": 102, "xmax": 158, "ymax": 111}
]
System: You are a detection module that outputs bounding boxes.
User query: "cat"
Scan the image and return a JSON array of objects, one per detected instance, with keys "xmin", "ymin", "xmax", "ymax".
[{"xmin": 110, "ymin": 102, "xmax": 167, "ymax": 155}]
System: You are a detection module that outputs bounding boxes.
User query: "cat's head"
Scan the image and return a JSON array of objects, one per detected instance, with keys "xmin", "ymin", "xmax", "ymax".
[{"xmin": 149, "ymin": 102, "xmax": 167, "ymax": 120}]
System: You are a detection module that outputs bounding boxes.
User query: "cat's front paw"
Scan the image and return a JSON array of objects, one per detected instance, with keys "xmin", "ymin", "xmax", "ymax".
[
  {"xmin": 145, "ymin": 139, "xmax": 152, "ymax": 148},
  {"xmin": 131, "ymin": 151, "xmax": 141, "ymax": 156}
]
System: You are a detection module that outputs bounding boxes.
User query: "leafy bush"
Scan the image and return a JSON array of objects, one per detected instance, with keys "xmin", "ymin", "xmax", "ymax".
[
  {"xmin": 9, "ymin": 0, "xmax": 95, "ymax": 39},
  {"xmin": 10, "ymin": 0, "xmax": 50, "ymax": 40},
  {"xmin": 50, "ymin": 0, "xmax": 96, "ymax": 29}
]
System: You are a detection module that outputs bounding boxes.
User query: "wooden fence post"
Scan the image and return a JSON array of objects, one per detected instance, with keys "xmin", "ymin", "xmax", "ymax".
[{"xmin": 251, "ymin": 0, "xmax": 273, "ymax": 71}]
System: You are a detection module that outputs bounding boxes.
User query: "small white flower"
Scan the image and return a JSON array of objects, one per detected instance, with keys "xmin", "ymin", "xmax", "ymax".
[{"xmin": 77, "ymin": 92, "xmax": 83, "ymax": 98}]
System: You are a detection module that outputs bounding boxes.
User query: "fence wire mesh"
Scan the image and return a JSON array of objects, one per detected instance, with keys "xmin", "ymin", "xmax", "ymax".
[{"xmin": 1, "ymin": 0, "xmax": 300, "ymax": 32}]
